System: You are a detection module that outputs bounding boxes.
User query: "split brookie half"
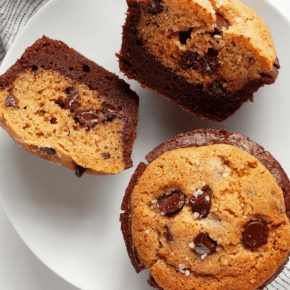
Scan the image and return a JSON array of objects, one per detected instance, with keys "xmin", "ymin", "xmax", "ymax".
[
  {"xmin": 117, "ymin": 0, "xmax": 280, "ymax": 121},
  {"xmin": 0, "ymin": 36, "xmax": 139, "ymax": 177}
]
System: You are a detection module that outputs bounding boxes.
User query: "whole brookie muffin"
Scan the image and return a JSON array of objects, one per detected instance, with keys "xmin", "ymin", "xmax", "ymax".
[
  {"xmin": 120, "ymin": 129, "xmax": 290, "ymax": 290},
  {"xmin": 0, "ymin": 36, "xmax": 139, "ymax": 177},
  {"xmin": 117, "ymin": 0, "xmax": 280, "ymax": 121}
]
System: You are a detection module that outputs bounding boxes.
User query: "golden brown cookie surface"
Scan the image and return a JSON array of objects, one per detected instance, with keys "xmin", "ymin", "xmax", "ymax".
[{"xmin": 130, "ymin": 144, "xmax": 290, "ymax": 290}]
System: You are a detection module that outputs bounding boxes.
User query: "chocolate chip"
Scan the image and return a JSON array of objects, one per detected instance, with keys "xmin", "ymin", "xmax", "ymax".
[
  {"xmin": 206, "ymin": 80, "xmax": 226, "ymax": 96},
  {"xmin": 54, "ymin": 98, "xmax": 66, "ymax": 109},
  {"xmin": 206, "ymin": 48, "xmax": 219, "ymax": 58},
  {"xmin": 50, "ymin": 117, "xmax": 57, "ymax": 124},
  {"xmin": 102, "ymin": 153, "xmax": 110, "ymax": 159},
  {"xmin": 274, "ymin": 57, "xmax": 280, "ymax": 69},
  {"xmin": 82, "ymin": 64, "xmax": 90, "ymax": 72},
  {"xmin": 145, "ymin": 0, "xmax": 164, "ymax": 15},
  {"xmin": 194, "ymin": 232, "xmax": 217, "ymax": 255},
  {"xmin": 5, "ymin": 93, "xmax": 17, "ymax": 108},
  {"xmin": 102, "ymin": 103, "xmax": 123, "ymax": 122},
  {"xmin": 65, "ymin": 87, "xmax": 74, "ymax": 94},
  {"xmin": 189, "ymin": 185, "xmax": 212, "ymax": 218},
  {"xmin": 74, "ymin": 108, "xmax": 100, "ymax": 127},
  {"xmin": 74, "ymin": 162, "xmax": 88, "ymax": 178},
  {"xmin": 260, "ymin": 57, "xmax": 280, "ymax": 80},
  {"xmin": 157, "ymin": 190, "xmax": 186, "ymax": 216},
  {"xmin": 31, "ymin": 65, "xmax": 38, "ymax": 72},
  {"xmin": 242, "ymin": 220, "xmax": 269, "ymax": 248},
  {"xmin": 211, "ymin": 13, "xmax": 230, "ymax": 36},
  {"xmin": 199, "ymin": 49, "xmax": 219, "ymax": 75},
  {"xmin": 40, "ymin": 147, "xmax": 56, "ymax": 155},
  {"xmin": 121, "ymin": 59, "xmax": 133, "ymax": 68},
  {"xmin": 164, "ymin": 225, "xmax": 174, "ymax": 242},
  {"xmin": 179, "ymin": 51, "xmax": 199, "ymax": 70},
  {"xmin": 179, "ymin": 28, "xmax": 193, "ymax": 45},
  {"xmin": 65, "ymin": 87, "xmax": 80, "ymax": 110}
]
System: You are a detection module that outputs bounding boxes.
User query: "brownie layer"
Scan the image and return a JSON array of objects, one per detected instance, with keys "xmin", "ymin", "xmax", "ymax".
[
  {"xmin": 0, "ymin": 36, "xmax": 139, "ymax": 170},
  {"xmin": 120, "ymin": 129, "xmax": 290, "ymax": 290},
  {"xmin": 117, "ymin": 1, "xmax": 280, "ymax": 122}
]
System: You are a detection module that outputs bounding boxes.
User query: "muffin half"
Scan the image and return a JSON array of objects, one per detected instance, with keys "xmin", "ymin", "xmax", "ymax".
[
  {"xmin": 0, "ymin": 36, "xmax": 139, "ymax": 177},
  {"xmin": 117, "ymin": 0, "xmax": 280, "ymax": 121}
]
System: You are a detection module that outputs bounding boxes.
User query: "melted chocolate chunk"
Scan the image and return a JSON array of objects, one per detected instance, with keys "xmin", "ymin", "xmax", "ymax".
[
  {"xmin": 31, "ymin": 65, "xmax": 38, "ymax": 72},
  {"xmin": 274, "ymin": 57, "xmax": 280, "ymax": 69},
  {"xmin": 136, "ymin": 38, "xmax": 144, "ymax": 47},
  {"xmin": 65, "ymin": 87, "xmax": 80, "ymax": 110},
  {"xmin": 164, "ymin": 225, "xmax": 174, "ymax": 242},
  {"xmin": 74, "ymin": 162, "xmax": 88, "ymax": 178},
  {"xmin": 102, "ymin": 153, "xmax": 110, "ymax": 159},
  {"xmin": 5, "ymin": 93, "xmax": 17, "ymax": 108},
  {"xmin": 206, "ymin": 48, "xmax": 219, "ymax": 58},
  {"xmin": 211, "ymin": 13, "xmax": 230, "ymax": 36},
  {"xmin": 242, "ymin": 220, "xmax": 269, "ymax": 248},
  {"xmin": 179, "ymin": 28, "xmax": 193, "ymax": 45},
  {"xmin": 194, "ymin": 232, "xmax": 217, "ymax": 255},
  {"xmin": 199, "ymin": 49, "xmax": 219, "ymax": 75},
  {"xmin": 40, "ymin": 147, "xmax": 56, "ymax": 155},
  {"xmin": 179, "ymin": 51, "xmax": 199, "ymax": 70},
  {"xmin": 206, "ymin": 80, "xmax": 226, "ymax": 96},
  {"xmin": 54, "ymin": 98, "xmax": 66, "ymax": 109},
  {"xmin": 157, "ymin": 190, "xmax": 186, "ymax": 215},
  {"xmin": 74, "ymin": 108, "xmax": 100, "ymax": 127},
  {"xmin": 65, "ymin": 87, "xmax": 74, "ymax": 94},
  {"xmin": 189, "ymin": 185, "xmax": 212, "ymax": 218},
  {"xmin": 260, "ymin": 58, "xmax": 280, "ymax": 79},
  {"xmin": 50, "ymin": 117, "xmax": 57, "ymax": 124},
  {"xmin": 102, "ymin": 103, "xmax": 123, "ymax": 122},
  {"xmin": 145, "ymin": 0, "xmax": 164, "ymax": 15}
]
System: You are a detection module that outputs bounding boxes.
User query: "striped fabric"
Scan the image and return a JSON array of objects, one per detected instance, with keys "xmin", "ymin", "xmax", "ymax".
[
  {"xmin": 0, "ymin": 1, "xmax": 290, "ymax": 290},
  {"xmin": 0, "ymin": 0, "xmax": 49, "ymax": 64}
]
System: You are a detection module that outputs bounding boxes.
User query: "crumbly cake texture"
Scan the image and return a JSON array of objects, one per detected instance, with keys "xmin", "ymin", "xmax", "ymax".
[
  {"xmin": 0, "ymin": 36, "xmax": 139, "ymax": 176},
  {"xmin": 120, "ymin": 129, "xmax": 290, "ymax": 290},
  {"xmin": 117, "ymin": 0, "xmax": 280, "ymax": 121}
]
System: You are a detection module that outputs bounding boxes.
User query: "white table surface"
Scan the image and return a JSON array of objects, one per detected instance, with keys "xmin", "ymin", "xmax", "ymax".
[{"xmin": 0, "ymin": 1, "xmax": 289, "ymax": 289}]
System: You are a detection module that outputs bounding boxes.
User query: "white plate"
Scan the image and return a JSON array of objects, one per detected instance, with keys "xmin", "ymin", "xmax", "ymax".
[{"xmin": 0, "ymin": 0, "xmax": 290, "ymax": 289}]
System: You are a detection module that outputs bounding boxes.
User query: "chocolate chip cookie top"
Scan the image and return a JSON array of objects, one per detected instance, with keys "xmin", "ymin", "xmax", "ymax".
[{"xmin": 122, "ymin": 130, "xmax": 290, "ymax": 290}]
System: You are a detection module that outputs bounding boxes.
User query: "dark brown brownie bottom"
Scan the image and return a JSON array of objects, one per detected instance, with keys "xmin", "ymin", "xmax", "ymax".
[
  {"xmin": 120, "ymin": 129, "xmax": 290, "ymax": 290},
  {"xmin": 0, "ymin": 36, "xmax": 139, "ymax": 170},
  {"xmin": 117, "ymin": 1, "xmax": 280, "ymax": 122}
]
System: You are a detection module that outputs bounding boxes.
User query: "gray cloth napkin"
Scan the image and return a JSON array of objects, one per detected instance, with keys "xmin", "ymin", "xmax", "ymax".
[
  {"xmin": 0, "ymin": 0, "xmax": 49, "ymax": 64},
  {"xmin": 0, "ymin": 1, "xmax": 290, "ymax": 290}
]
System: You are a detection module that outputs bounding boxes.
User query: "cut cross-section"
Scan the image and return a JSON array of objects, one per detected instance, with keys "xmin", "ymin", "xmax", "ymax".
[
  {"xmin": 118, "ymin": 0, "xmax": 280, "ymax": 121},
  {"xmin": 0, "ymin": 36, "xmax": 139, "ymax": 176}
]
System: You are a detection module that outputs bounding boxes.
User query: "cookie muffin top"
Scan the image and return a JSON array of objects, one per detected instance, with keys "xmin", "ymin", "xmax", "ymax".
[
  {"xmin": 134, "ymin": 0, "xmax": 277, "ymax": 88},
  {"xmin": 129, "ymin": 143, "xmax": 290, "ymax": 290}
]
